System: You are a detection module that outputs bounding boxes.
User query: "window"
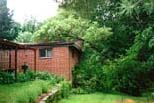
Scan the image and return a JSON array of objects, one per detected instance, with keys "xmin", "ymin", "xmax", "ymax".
[{"xmin": 39, "ymin": 48, "xmax": 52, "ymax": 58}]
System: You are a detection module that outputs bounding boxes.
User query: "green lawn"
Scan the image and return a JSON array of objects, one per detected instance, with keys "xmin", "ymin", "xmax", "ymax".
[
  {"xmin": 0, "ymin": 80, "xmax": 53, "ymax": 103},
  {"xmin": 58, "ymin": 93, "xmax": 149, "ymax": 103}
]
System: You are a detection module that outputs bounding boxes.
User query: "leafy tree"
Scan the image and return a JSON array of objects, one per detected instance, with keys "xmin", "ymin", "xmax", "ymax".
[
  {"xmin": 60, "ymin": 0, "xmax": 154, "ymax": 59},
  {"xmin": 15, "ymin": 17, "xmax": 41, "ymax": 43},
  {"xmin": 0, "ymin": 0, "xmax": 19, "ymax": 40},
  {"xmin": 59, "ymin": 0, "xmax": 154, "ymax": 96},
  {"xmin": 15, "ymin": 32, "xmax": 33, "ymax": 43},
  {"xmin": 34, "ymin": 11, "xmax": 112, "ymax": 45},
  {"xmin": 22, "ymin": 17, "xmax": 40, "ymax": 33}
]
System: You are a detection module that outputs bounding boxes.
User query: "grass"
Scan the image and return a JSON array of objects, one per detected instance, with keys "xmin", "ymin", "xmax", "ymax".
[
  {"xmin": 0, "ymin": 80, "xmax": 53, "ymax": 103},
  {"xmin": 58, "ymin": 93, "xmax": 149, "ymax": 103}
]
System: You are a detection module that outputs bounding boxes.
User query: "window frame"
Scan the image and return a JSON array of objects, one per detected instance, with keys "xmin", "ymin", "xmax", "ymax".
[{"xmin": 39, "ymin": 48, "xmax": 52, "ymax": 58}]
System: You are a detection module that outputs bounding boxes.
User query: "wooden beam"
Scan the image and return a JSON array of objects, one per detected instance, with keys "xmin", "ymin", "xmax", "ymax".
[
  {"xmin": 15, "ymin": 47, "xmax": 18, "ymax": 81},
  {"xmin": 34, "ymin": 49, "xmax": 37, "ymax": 72},
  {"xmin": 9, "ymin": 49, "xmax": 11, "ymax": 69}
]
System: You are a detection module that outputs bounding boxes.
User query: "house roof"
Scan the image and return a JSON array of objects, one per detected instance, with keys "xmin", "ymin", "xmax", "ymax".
[
  {"xmin": 0, "ymin": 39, "xmax": 83, "ymax": 51},
  {"xmin": 20, "ymin": 41, "xmax": 82, "ymax": 51},
  {"xmin": 0, "ymin": 39, "xmax": 35, "ymax": 50}
]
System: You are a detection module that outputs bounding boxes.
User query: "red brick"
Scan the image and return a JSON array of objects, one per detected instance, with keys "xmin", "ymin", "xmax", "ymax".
[{"xmin": 8, "ymin": 46, "xmax": 79, "ymax": 81}]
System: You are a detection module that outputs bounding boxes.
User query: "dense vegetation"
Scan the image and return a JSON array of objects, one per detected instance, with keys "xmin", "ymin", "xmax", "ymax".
[
  {"xmin": 0, "ymin": 0, "xmax": 19, "ymax": 40},
  {"xmin": 0, "ymin": 70, "xmax": 71, "ymax": 103},
  {"xmin": 31, "ymin": 0, "xmax": 154, "ymax": 96},
  {"xmin": 0, "ymin": 80, "xmax": 71, "ymax": 103},
  {"xmin": 15, "ymin": 17, "xmax": 41, "ymax": 43},
  {"xmin": 58, "ymin": 0, "xmax": 154, "ymax": 96},
  {"xmin": 0, "ymin": 80, "xmax": 52, "ymax": 103},
  {"xmin": 1, "ymin": 0, "xmax": 154, "ymax": 97}
]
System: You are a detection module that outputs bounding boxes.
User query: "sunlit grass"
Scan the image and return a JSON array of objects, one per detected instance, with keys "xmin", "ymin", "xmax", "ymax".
[
  {"xmin": 0, "ymin": 80, "xmax": 52, "ymax": 103},
  {"xmin": 58, "ymin": 93, "xmax": 148, "ymax": 103}
]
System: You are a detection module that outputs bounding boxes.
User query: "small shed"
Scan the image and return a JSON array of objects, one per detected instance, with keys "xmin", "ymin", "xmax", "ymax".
[{"xmin": 0, "ymin": 39, "xmax": 83, "ymax": 80}]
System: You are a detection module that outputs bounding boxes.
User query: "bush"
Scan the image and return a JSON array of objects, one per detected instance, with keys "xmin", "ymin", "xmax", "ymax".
[
  {"xmin": 0, "ymin": 70, "xmax": 15, "ymax": 84},
  {"xmin": 35, "ymin": 72, "xmax": 54, "ymax": 80},
  {"xmin": 111, "ymin": 59, "xmax": 142, "ymax": 95},
  {"xmin": 73, "ymin": 33, "xmax": 154, "ymax": 96},
  {"xmin": 17, "ymin": 70, "xmax": 35, "ymax": 82},
  {"xmin": 60, "ymin": 80, "xmax": 71, "ymax": 98},
  {"xmin": 35, "ymin": 72, "xmax": 61, "ymax": 85},
  {"xmin": 46, "ymin": 80, "xmax": 71, "ymax": 103},
  {"xmin": 72, "ymin": 49, "xmax": 104, "ymax": 93},
  {"xmin": 0, "ymin": 69, "xmax": 61, "ymax": 85},
  {"xmin": 73, "ymin": 54, "xmax": 154, "ymax": 96}
]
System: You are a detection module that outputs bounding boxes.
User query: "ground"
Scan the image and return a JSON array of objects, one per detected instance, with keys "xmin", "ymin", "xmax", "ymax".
[
  {"xmin": 58, "ymin": 93, "xmax": 149, "ymax": 103},
  {"xmin": 0, "ymin": 80, "xmax": 153, "ymax": 103},
  {"xmin": 0, "ymin": 80, "xmax": 53, "ymax": 103}
]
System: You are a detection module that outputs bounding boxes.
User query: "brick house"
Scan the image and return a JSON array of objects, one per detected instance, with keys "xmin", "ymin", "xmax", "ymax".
[{"xmin": 0, "ymin": 39, "xmax": 83, "ymax": 80}]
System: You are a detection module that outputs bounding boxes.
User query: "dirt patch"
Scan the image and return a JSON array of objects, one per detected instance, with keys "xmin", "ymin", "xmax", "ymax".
[
  {"xmin": 116, "ymin": 99, "xmax": 136, "ymax": 103},
  {"xmin": 116, "ymin": 99, "xmax": 154, "ymax": 103}
]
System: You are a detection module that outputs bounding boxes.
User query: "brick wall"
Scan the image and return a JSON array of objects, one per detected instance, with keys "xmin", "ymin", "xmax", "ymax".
[
  {"xmin": 0, "ymin": 50, "xmax": 10, "ymax": 69},
  {"xmin": 36, "ymin": 47, "xmax": 71, "ymax": 80},
  {"xmin": 10, "ymin": 50, "xmax": 35, "ymax": 72},
  {"xmin": 0, "ymin": 46, "xmax": 79, "ymax": 80},
  {"xmin": 8, "ymin": 46, "xmax": 79, "ymax": 80}
]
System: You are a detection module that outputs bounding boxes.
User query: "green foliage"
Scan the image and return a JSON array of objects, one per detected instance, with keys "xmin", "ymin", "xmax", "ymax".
[
  {"xmin": 0, "ymin": 80, "xmax": 53, "ymax": 103},
  {"xmin": 35, "ymin": 72, "xmax": 59, "ymax": 85},
  {"xmin": 17, "ymin": 70, "xmax": 35, "ymax": 82},
  {"xmin": 57, "ymin": 0, "xmax": 154, "ymax": 96},
  {"xmin": 22, "ymin": 17, "xmax": 40, "ymax": 33},
  {"xmin": 60, "ymin": 80, "xmax": 71, "ymax": 98},
  {"xmin": 61, "ymin": 0, "xmax": 154, "ymax": 59},
  {"xmin": 35, "ymin": 72, "xmax": 55, "ymax": 80},
  {"xmin": 16, "ymin": 31, "xmax": 33, "ymax": 43},
  {"xmin": 15, "ymin": 17, "xmax": 41, "ymax": 43},
  {"xmin": 46, "ymin": 91, "xmax": 61, "ymax": 103},
  {"xmin": 0, "ymin": 70, "xmax": 15, "ymax": 84},
  {"xmin": 73, "ymin": 27, "xmax": 154, "ymax": 96},
  {"xmin": 0, "ymin": 69, "xmax": 61, "ymax": 85},
  {"xmin": 73, "ymin": 48, "xmax": 104, "ymax": 92},
  {"xmin": 34, "ymin": 10, "xmax": 112, "ymax": 43},
  {"xmin": 71, "ymin": 88, "xmax": 89, "ymax": 94},
  {"xmin": 0, "ymin": 0, "xmax": 19, "ymax": 40},
  {"xmin": 46, "ymin": 80, "xmax": 71, "ymax": 103}
]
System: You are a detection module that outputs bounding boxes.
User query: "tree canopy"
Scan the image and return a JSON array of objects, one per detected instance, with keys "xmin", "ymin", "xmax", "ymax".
[
  {"xmin": 0, "ymin": 0, "xmax": 19, "ymax": 40},
  {"xmin": 55, "ymin": 0, "xmax": 154, "ymax": 96},
  {"xmin": 34, "ymin": 11, "xmax": 112, "ymax": 47},
  {"xmin": 15, "ymin": 17, "xmax": 41, "ymax": 43}
]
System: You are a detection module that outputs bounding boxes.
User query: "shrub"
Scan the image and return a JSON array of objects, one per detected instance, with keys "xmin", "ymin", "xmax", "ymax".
[
  {"xmin": 72, "ymin": 49, "xmax": 104, "ymax": 93},
  {"xmin": 35, "ymin": 72, "xmax": 53, "ymax": 80},
  {"xmin": 71, "ymin": 27, "xmax": 154, "ymax": 96},
  {"xmin": 35, "ymin": 72, "xmax": 60, "ymax": 85},
  {"xmin": 46, "ymin": 80, "xmax": 71, "ymax": 103},
  {"xmin": 60, "ymin": 80, "xmax": 71, "ymax": 98},
  {"xmin": 0, "ymin": 70, "xmax": 15, "ymax": 84},
  {"xmin": 17, "ymin": 70, "xmax": 35, "ymax": 82}
]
